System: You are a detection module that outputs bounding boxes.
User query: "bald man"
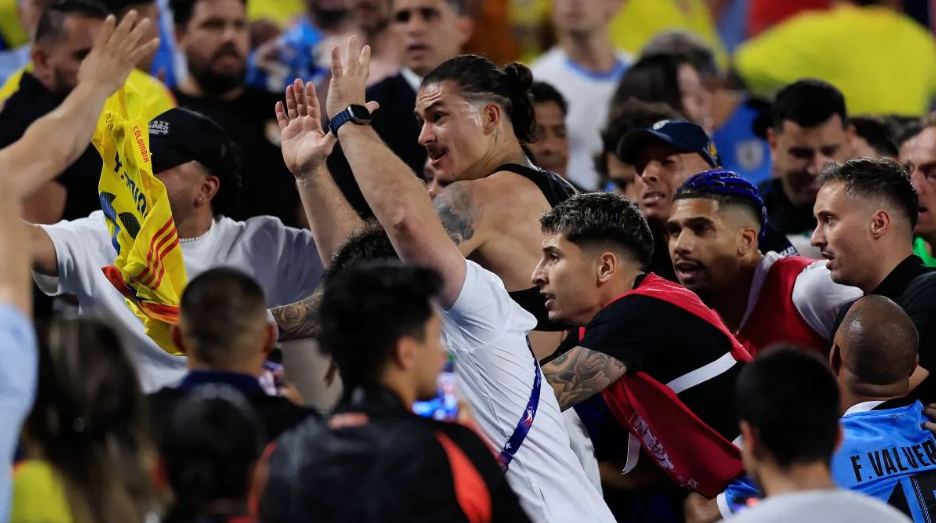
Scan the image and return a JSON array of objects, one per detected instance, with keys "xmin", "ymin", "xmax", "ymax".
[{"xmin": 703, "ymin": 296, "xmax": 932, "ymax": 523}]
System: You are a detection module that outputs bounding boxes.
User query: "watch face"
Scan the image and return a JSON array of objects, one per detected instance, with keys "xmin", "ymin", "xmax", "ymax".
[{"xmin": 349, "ymin": 105, "xmax": 372, "ymax": 121}]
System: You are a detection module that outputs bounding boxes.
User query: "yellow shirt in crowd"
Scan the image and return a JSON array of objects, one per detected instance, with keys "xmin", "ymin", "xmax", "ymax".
[
  {"xmin": 734, "ymin": 5, "xmax": 936, "ymax": 116},
  {"xmin": 0, "ymin": 0, "xmax": 27, "ymax": 49},
  {"xmin": 10, "ymin": 461, "xmax": 73, "ymax": 523},
  {"xmin": 246, "ymin": 0, "xmax": 304, "ymax": 26},
  {"xmin": 0, "ymin": 64, "xmax": 176, "ymax": 121}
]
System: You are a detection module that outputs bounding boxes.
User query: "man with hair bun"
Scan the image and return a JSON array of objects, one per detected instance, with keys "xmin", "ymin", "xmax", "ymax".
[{"xmin": 666, "ymin": 169, "xmax": 860, "ymax": 357}]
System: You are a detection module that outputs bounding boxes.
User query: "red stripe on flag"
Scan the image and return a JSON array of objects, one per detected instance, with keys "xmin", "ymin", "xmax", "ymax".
[
  {"xmin": 150, "ymin": 235, "xmax": 180, "ymax": 290},
  {"xmin": 142, "ymin": 219, "xmax": 177, "ymax": 287}
]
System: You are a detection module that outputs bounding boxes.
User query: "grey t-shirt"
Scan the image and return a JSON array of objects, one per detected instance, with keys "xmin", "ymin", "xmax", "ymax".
[{"xmin": 721, "ymin": 490, "xmax": 911, "ymax": 523}]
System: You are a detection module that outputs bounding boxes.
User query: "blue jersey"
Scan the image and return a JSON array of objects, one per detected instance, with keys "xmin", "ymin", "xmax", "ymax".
[
  {"xmin": 720, "ymin": 399, "xmax": 936, "ymax": 522},
  {"xmin": 712, "ymin": 98, "xmax": 772, "ymax": 188}
]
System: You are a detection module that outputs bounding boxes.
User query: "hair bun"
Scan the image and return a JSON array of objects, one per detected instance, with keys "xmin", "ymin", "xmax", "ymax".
[{"xmin": 504, "ymin": 62, "xmax": 534, "ymax": 97}]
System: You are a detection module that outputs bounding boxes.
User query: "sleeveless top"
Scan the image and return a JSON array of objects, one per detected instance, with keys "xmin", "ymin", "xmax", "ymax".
[{"xmin": 496, "ymin": 163, "xmax": 578, "ymax": 332}]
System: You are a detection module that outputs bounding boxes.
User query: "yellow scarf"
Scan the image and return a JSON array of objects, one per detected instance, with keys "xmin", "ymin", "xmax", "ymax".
[{"xmin": 92, "ymin": 85, "xmax": 187, "ymax": 355}]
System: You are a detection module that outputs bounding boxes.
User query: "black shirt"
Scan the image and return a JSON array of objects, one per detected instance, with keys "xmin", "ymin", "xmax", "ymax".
[
  {"xmin": 172, "ymin": 88, "xmax": 300, "ymax": 227},
  {"xmin": 261, "ymin": 387, "xmax": 531, "ymax": 523},
  {"xmin": 579, "ymin": 275, "xmax": 743, "ymax": 444},
  {"xmin": 759, "ymin": 177, "xmax": 816, "ymax": 235}
]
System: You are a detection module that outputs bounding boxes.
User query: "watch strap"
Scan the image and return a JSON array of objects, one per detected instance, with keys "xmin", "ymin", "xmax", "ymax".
[{"xmin": 328, "ymin": 108, "xmax": 355, "ymax": 136}]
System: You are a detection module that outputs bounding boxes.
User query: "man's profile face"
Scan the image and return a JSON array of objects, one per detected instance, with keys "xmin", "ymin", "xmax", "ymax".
[
  {"xmin": 532, "ymin": 233, "xmax": 603, "ymax": 327},
  {"xmin": 667, "ymin": 198, "xmax": 748, "ymax": 296},
  {"xmin": 905, "ymin": 127, "xmax": 936, "ymax": 240},
  {"xmin": 33, "ymin": 15, "xmax": 102, "ymax": 95},
  {"xmin": 605, "ymin": 154, "xmax": 643, "ymax": 202},
  {"xmin": 176, "ymin": 0, "xmax": 249, "ymax": 94},
  {"xmin": 351, "ymin": 0, "xmax": 391, "ymax": 33},
  {"xmin": 811, "ymin": 182, "xmax": 874, "ymax": 288},
  {"xmin": 634, "ymin": 141, "xmax": 712, "ymax": 225},
  {"xmin": 155, "ymin": 161, "xmax": 216, "ymax": 222},
  {"xmin": 769, "ymin": 115, "xmax": 851, "ymax": 208},
  {"xmin": 415, "ymin": 80, "xmax": 492, "ymax": 184},
  {"xmin": 392, "ymin": 0, "xmax": 471, "ymax": 77},
  {"xmin": 529, "ymin": 100, "xmax": 569, "ymax": 177}
]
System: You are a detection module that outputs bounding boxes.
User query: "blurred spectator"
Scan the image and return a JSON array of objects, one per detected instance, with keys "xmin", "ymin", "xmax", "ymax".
[
  {"xmin": 850, "ymin": 116, "xmax": 899, "ymax": 159},
  {"xmin": 11, "ymin": 319, "xmax": 163, "ymax": 523},
  {"xmin": 260, "ymin": 262, "xmax": 533, "ymax": 523},
  {"xmin": 903, "ymin": 114, "xmax": 936, "ymax": 267},
  {"xmin": 595, "ymin": 97, "xmax": 681, "ymax": 200},
  {"xmin": 29, "ymin": 108, "xmax": 324, "ymax": 392},
  {"xmin": 531, "ymin": 0, "xmax": 628, "ymax": 190},
  {"xmin": 160, "ymin": 385, "xmax": 265, "ymax": 523},
  {"xmin": 463, "ymin": 0, "xmax": 519, "ymax": 64},
  {"xmin": 98, "ymin": 0, "xmax": 161, "ymax": 73},
  {"xmin": 509, "ymin": 0, "xmax": 552, "ymax": 62},
  {"xmin": 149, "ymin": 268, "xmax": 314, "ymax": 444},
  {"xmin": 326, "ymin": 0, "xmax": 473, "ymax": 216},
  {"xmin": 527, "ymin": 80, "xmax": 575, "ymax": 186},
  {"xmin": 890, "ymin": 115, "xmax": 925, "ymax": 165},
  {"xmin": 171, "ymin": 0, "xmax": 303, "ymax": 226},
  {"xmin": 813, "ymin": 158, "xmax": 936, "ymax": 403},
  {"xmin": 760, "ymin": 79, "xmax": 852, "ymax": 237},
  {"xmin": 0, "ymin": 0, "xmax": 111, "ymax": 225},
  {"xmin": 643, "ymin": 30, "xmax": 773, "ymax": 188},
  {"xmin": 719, "ymin": 346, "xmax": 911, "ymax": 523},
  {"xmin": 351, "ymin": 0, "xmax": 401, "ymax": 86},
  {"xmin": 0, "ymin": 0, "xmax": 51, "ymax": 83},
  {"xmin": 612, "ymin": 53, "xmax": 713, "ymax": 134},
  {"xmin": 734, "ymin": 0, "xmax": 936, "ymax": 116}
]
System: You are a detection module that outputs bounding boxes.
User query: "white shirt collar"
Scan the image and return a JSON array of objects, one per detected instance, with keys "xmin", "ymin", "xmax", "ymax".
[
  {"xmin": 400, "ymin": 68, "xmax": 421, "ymax": 92},
  {"xmin": 844, "ymin": 400, "xmax": 886, "ymax": 416}
]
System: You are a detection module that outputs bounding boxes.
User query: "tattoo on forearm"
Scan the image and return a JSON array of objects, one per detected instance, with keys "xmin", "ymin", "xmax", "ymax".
[
  {"xmin": 270, "ymin": 288, "xmax": 323, "ymax": 342},
  {"xmin": 542, "ymin": 346, "xmax": 627, "ymax": 410},
  {"xmin": 434, "ymin": 183, "xmax": 481, "ymax": 246}
]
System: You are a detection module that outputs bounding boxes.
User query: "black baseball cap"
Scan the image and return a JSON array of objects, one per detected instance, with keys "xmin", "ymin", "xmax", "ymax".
[
  {"xmin": 616, "ymin": 119, "xmax": 720, "ymax": 168},
  {"xmin": 148, "ymin": 108, "xmax": 240, "ymax": 181}
]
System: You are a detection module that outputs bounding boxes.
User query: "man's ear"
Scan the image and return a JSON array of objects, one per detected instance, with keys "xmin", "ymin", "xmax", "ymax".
[
  {"xmin": 766, "ymin": 127, "xmax": 777, "ymax": 158},
  {"xmin": 395, "ymin": 336, "xmax": 417, "ymax": 371},
  {"xmin": 596, "ymin": 251, "xmax": 617, "ymax": 284},
  {"xmin": 198, "ymin": 174, "xmax": 220, "ymax": 207},
  {"xmin": 740, "ymin": 420, "xmax": 758, "ymax": 456},
  {"xmin": 829, "ymin": 343, "xmax": 842, "ymax": 375},
  {"xmin": 739, "ymin": 226, "xmax": 758, "ymax": 256},
  {"xmin": 482, "ymin": 102, "xmax": 502, "ymax": 135},
  {"xmin": 869, "ymin": 209, "xmax": 891, "ymax": 240}
]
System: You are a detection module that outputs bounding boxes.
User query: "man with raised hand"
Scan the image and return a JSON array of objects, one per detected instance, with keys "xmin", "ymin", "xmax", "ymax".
[{"xmin": 0, "ymin": 10, "xmax": 159, "ymax": 519}]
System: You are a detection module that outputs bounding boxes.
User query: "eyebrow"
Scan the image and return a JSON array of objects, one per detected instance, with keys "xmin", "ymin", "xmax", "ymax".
[{"xmin": 415, "ymin": 101, "xmax": 444, "ymax": 118}]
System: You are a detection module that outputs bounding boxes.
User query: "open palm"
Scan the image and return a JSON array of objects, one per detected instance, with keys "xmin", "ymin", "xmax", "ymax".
[{"xmin": 275, "ymin": 78, "xmax": 336, "ymax": 177}]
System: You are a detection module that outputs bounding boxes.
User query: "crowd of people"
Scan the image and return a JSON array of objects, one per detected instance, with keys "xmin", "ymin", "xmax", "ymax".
[{"xmin": 3, "ymin": 0, "xmax": 936, "ymax": 523}]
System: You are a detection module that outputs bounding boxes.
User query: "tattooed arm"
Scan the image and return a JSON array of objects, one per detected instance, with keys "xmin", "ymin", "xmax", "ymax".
[
  {"xmin": 434, "ymin": 181, "xmax": 487, "ymax": 257},
  {"xmin": 541, "ymin": 346, "xmax": 628, "ymax": 411},
  {"xmin": 269, "ymin": 288, "xmax": 323, "ymax": 342}
]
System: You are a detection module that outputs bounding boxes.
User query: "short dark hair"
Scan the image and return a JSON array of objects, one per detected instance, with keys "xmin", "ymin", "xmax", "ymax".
[
  {"xmin": 423, "ymin": 56, "xmax": 537, "ymax": 144},
  {"xmin": 640, "ymin": 30, "xmax": 719, "ymax": 83},
  {"xmin": 179, "ymin": 268, "xmax": 268, "ymax": 367},
  {"xmin": 319, "ymin": 261, "xmax": 443, "ymax": 388},
  {"xmin": 816, "ymin": 157, "xmax": 919, "ymax": 230},
  {"xmin": 851, "ymin": 116, "xmax": 898, "ymax": 158},
  {"xmin": 887, "ymin": 114, "xmax": 924, "ymax": 148},
  {"xmin": 674, "ymin": 169, "xmax": 767, "ymax": 233},
  {"xmin": 737, "ymin": 346, "xmax": 840, "ymax": 468},
  {"xmin": 612, "ymin": 54, "xmax": 693, "ymax": 121},
  {"xmin": 595, "ymin": 98, "xmax": 682, "ymax": 179},
  {"xmin": 540, "ymin": 192, "xmax": 654, "ymax": 269},
  {"xmin": 98, "ymin": 0, "xmax": 153, "ymax": 14},
  {"xmin": 772, "ymin": 79, "xmax": 848, "ymax": 131},
  {"xmin": 170, "ymin": 0, "xmax": 245, "ymax": 27},
  {"xmin": 35, "ymin": 0, "xmax": 110, "ymax": 46},
  {"xmin": 324, "ymin": 220, "xmax": 399, "ymax": 285},
  {"xmin": 530, "ymin": 81, "xmax": 567, "ymax": 115}
]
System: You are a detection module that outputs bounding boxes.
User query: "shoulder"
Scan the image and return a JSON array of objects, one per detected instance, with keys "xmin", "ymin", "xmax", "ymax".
[{"xmin": 530, "ymin": 48, "xmax": 567, "ymax": 76}]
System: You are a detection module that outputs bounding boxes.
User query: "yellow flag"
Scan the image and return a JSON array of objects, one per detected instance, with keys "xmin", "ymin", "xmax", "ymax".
[{"xmin": 92, "ymin": 84, "xmax": 187, "ymax": 355}]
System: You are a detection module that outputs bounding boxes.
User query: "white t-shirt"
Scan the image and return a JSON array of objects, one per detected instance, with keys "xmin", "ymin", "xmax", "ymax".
[
  {"xmin": 33, "ymin": 211, "xmax": 324, "ymax": 392},
  {"xmin": 721, "ymin": 489, "xmax": 911, "ymax": 523},
  {"xmin": 441, "ymin": 260, "xmax": 614, "ymax": 523},
  {"xmin": 531, "ymin": 47, "xmax": 631, "ymax": 190}
]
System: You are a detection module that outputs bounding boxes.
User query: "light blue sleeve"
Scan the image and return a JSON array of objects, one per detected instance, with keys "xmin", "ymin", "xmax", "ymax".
[
  {"xmin": 0, "ymin": 306, "xmax": 37, "ymax": 523},
  {"xmin": 716, "ymin": 475, "xmax": 762, "ymax": 518}
]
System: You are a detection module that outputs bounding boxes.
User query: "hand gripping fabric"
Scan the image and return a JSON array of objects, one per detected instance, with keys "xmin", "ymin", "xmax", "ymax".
[{"xmin": 92, "ymin": 84, "xmax": 187, "ymax": 355}]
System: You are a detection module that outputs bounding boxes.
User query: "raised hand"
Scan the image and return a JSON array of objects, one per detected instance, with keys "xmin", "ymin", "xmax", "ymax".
[
  {"xmin": 275, "ymin": 78, "xmax": 337, "ymax": 178},
  {"xmin": 325, "ymin": 35, "xmax": 379, "ymax": 121},
  {"xmin": 77, "ymin": 10, "xmax": 160, "ymax": 95}
]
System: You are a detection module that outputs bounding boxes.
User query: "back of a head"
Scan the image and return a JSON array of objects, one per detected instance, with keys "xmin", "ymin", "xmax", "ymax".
[
  {"xmin": 602, "ymin": 98, "xmax": 683, "ymax": 155},
  {"xmin": 772, "ymin": 79, "xmax": 848, "ymax": 131},
  {"xmin": 835, "ymin": 295, "xmax": 918, "ymax": 388},
  {"xmin": 324, "ymin": 220, "xmax": 400, "ymax": 286},
  {"xmin": 34, "ymin": 0, "xmax": 109, "ymax": 46},
  {"xmin": 539, "ymin": 192, "xmax": 654, "ymax": 270},
  {"xmin": 816, "ymin": 157, "xmax": 919, "ymax": 234},
  {"xmin": 613, "ymin": 54, "xmax": 690, "ymax": 118},
  {"xmin": 737, "ymin": 346, "xmax": 840, "ymax": 468},
  {"xmin": 422, "ymin": 55, "xmax": 537, "ymax": 144},
  {"xmin": 162, "ymin": 384, "xmax": 265, "ymax": 523},
  {"xmin": 640, "ymin": 30, "xmax": 719, "ymax": 83},
  {"xmin": 179, "ymin": 268, "xmax": 268, "ymax": 368},
  {"xmin": 25, "ymin": 318, "xmax": 156, "ymax": 523},
  {"xmin": 886, "ymin": 114, "xmax": 924, "ymax": 150},
  {"xmin": 320, "ymin": 261, "xmax": 443, "ymax": 389},
  {"xmin": 675, "ymin": 169, "xmax": 768, "ymax": 234},
  {"xmin": 851, "ymin": 116, "xmax": 899, "ymax": 158}
]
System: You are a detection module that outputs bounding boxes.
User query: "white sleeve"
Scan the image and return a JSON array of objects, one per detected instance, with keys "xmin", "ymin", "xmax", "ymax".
[
  {"xmin": 32, "ymin": 213, "xmax": 111, "ymax": 297},
  {"xmin": 242, "ymin": 218, "xmax": 325, "ymax": 306},
  {"xmin": 792, "ymin": 261, "xmax": 864, "ymax": 340},
  {"xmin": 442, "ymin": 260, "xmax": 536, "ymax": 352}
]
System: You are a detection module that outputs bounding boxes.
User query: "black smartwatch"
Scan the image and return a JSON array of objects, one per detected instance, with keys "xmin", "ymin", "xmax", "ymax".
[{"xmin": 328, "ymin": 104, "xmax": 372, "ymax": 135}]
